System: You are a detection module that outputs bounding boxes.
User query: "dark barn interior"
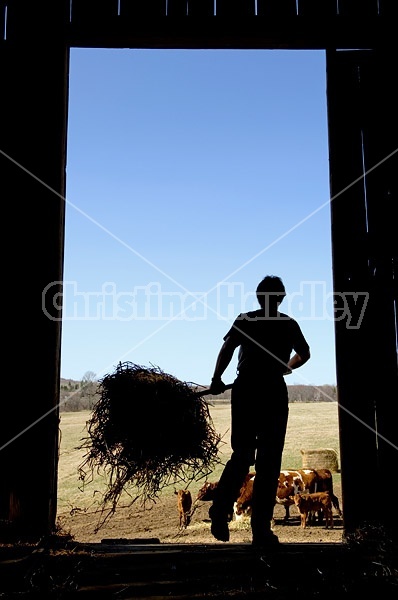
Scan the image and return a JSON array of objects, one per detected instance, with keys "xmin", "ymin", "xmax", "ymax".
[{"xmin": 1, "ymin": 0, "xmax": 397, "ymax": 597}]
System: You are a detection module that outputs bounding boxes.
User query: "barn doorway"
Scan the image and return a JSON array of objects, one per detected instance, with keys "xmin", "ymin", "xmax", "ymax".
[{"xmin": 57, "ymin": 48, "xmax": 341, "ymax": 544}]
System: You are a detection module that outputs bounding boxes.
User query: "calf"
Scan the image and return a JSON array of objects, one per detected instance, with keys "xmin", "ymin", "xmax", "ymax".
[
  {"xmin": 175, "ymin": 489, "xmax": 192, "ymax": 528},
  {"xmin": 294, "ymin": 492, "xmax": 334, "ymax": 529}
]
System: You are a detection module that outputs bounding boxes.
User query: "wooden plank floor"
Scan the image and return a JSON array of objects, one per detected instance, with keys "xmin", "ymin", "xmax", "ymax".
[{"xmin": 1, "ymin": 539, "xmax": 397, "ymax": 598}]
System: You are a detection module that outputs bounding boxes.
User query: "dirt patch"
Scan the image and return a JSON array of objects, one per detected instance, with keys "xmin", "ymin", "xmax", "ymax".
[{"xmin": 57, "ymin": 481, "xmax": 344, "ymax": 546}]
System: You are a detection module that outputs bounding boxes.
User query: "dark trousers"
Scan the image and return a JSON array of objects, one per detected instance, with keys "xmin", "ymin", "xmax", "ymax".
[{"xmin": 212, "ymin": 376, "xmax": 289, "ymax": 535}]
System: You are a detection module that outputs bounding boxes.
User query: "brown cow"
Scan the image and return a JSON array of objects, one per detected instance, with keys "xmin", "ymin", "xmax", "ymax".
[
  {"xmin": 294, "ymin": 492, "xmax": 334, "ymax": 529},
  {"xmin": 175, "ymin": 489, "xmax": 192, "ymax": 528},
  {"xmin": 234, "ymin": 470, "xmax": 309, "ymax": 521},
  {"xmin": 233, "ymin": 474, "xmax": 255, "ymax": 520},
  {"xmin": 234, "ymin": 468, "xmax": 341, "ymax": 524},
  {"xmin": 196, "ymin": 472, "xmax": 256, "ymax": 517},
  {"xmin": 276, "ymin": 469, "xmax": 319, "ymax": 521},
  {"xmin": 196, "ymin": 481, "xmax": 219, "ymax": 502},
  {"xmin": 189, "ymin": 481, "xmax": 219, "ymax": 521},
  {"xmin": 196, "ymin": 471, "xmax": 257, "ymax": 503},
  {"xmin": 277, "ymin": 468, "xmax": 342, "ymax": 522},
  {"xmin": 312, "ymin": 468, "xmax": 342, "ymax": 519}
]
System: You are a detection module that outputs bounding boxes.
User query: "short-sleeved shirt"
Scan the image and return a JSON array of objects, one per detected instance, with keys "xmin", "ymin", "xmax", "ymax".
[{"xmin": 224, "ymin": 309, "xmax": 310, "ymax": 379}]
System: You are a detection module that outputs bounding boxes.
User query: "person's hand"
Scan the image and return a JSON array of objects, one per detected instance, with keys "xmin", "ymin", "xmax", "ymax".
[{"xmin": 210, "ymin": 376, "xmax": 226, "ymax": 395}]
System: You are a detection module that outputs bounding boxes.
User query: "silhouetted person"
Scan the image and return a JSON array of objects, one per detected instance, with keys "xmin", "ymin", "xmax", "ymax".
[{"xmin": 209, "ymin": 275, "xmax": 310, "ymax": 547}]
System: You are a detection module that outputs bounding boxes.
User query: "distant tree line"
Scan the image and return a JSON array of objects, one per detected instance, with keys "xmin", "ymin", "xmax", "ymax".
[
  {"xmin": 59, "ymin": 372, "xmax": 99, "ymax": 412},
  {"xmin": 288, "ymin": 384, "xmax": 336, "ymax": 402},
  {"xmin": 59, "ymin": 375, "xmax": 337, "ymax": 412},
  {"xmin": 206, "ymin": 384, "xmax": 337, "ymax": 404}
]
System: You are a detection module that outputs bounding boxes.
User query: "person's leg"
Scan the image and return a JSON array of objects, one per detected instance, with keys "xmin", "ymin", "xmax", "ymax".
[
  {"xmin": 251, "ymin": 404, "xmax": 289, "ymax": 545},
  {"xmin": 209, "ymin": 381, "xmax": 255, "ymax": 541},
  {"xmin": 211, "ymin": 448, "xmax": 254, "ymax": 519}
]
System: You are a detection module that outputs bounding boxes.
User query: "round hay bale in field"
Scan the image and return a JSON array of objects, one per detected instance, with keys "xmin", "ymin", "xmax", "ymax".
[
  {"xmin": 78, "ymin": 362, "xmax": 222, "ymax": 528},
  {"xmin": 300, "ymin": 448, "xmax": 339, "ymax": 472}
]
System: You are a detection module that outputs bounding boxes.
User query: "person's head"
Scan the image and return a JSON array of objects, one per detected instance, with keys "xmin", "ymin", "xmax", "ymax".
[{"xmin": 256, "ymin": 275, "xmax": 286, "ymax": 310}]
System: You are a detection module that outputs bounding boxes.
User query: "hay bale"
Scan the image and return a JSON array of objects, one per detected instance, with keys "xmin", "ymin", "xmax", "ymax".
[
  {"xmin": 300, "ymin": 448, "xmax": 339, "ymax": 472},
  {"xmin": 77, "ymin": 362, "xmax": 222, "ymax": 529}
]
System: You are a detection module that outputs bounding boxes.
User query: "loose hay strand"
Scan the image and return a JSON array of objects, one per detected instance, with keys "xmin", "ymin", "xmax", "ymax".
[{"xmin": 77, "ymin": 362, "xmax": 222, "ymax": 529}]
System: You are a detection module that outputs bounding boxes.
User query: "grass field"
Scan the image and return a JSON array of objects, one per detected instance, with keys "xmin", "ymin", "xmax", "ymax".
[{"xmin": 57, "ymin": 402, "xmax": 341, "ymax": 514}]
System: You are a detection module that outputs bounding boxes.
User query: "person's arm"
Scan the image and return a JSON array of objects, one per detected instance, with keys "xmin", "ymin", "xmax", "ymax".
[
  {"xmin": 210, "ymin": 336, "xmax": 239, "ymax": 394},
  {"xmin": 284, "ymin": 349, "xmax": 311, "ymax": 375},
  {"xmin": 284, "ymin": 321, "xmax": 311, "ymax": 376}
]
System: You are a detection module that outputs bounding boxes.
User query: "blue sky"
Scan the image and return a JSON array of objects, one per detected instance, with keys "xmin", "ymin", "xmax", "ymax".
[{"xmin": 61, "ymin": 48, "xmax": 337, "ymax": 387}]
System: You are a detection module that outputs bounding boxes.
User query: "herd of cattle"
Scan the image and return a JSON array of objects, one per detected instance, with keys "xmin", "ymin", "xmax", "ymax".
[{"xmin": 175, "ymin": 468, "xmax": 342, "ymax": 531}]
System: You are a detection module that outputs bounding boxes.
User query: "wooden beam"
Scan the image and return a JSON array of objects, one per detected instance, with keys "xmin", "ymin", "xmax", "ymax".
[
  {"xmin": 71, "ymin": 0, "xmax": 119, "ymax": 21},
  {"xmin": 358, "ymin": 49, "xmax": 398, "ymax": 541},
  {"xmin": 216, "ymin": 0, "xmax": 255, "ymax": 16},
  {"xmin": 188, "ymin": 0, "xmax": 215, "ymax": 16},
  {"xmin": 337, "ymin": 0, "xmax": 378, "ymax": 16},
  {"xmin": 167, "ymin": 0, "xmax": 189, "ymax": 16},
  {"xmin": 297, "ymin": 0, "xmax": 337, "ymax": 17},
  {"xmin": 67, "ymin": 17, "xmax": 397, "ymax": 50},
  {"xmin": 326, "ymin": 50, "xmax": 376, "ymax": 539},
  {"xmin": 119, "ymin": 0, "xmax": 167, "ymax": 17},
  {"xmin": 1, "ymin": 1, "xmax": 70, "ymax": 539},
  {"xmin": 257, "ymin": 0, "xmax": 297, "ymax": 16},
  {"xmin": 326, "ymin": 48, "xmax": 398, "ymax": 541}
]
